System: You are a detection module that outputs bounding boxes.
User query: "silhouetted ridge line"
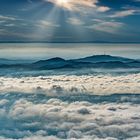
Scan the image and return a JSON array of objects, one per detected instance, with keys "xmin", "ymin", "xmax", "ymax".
[{"xmin": 0, "ymin": 55, "xmax": 140, "ymax": 70}]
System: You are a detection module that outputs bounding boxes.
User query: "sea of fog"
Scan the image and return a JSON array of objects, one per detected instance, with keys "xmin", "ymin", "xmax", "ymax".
[{"xmin": 0, "ymin": 43, "xmax": 140, "ymax": 140}]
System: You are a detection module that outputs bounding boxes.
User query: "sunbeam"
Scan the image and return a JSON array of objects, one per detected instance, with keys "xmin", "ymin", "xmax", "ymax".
[
  {"xmin": 0, "ymin": 1, "xmax": 140, "ymax": 140},
  {"xmin": 24, "ymin": 0, "xmax": 89, "ymax": 41}
]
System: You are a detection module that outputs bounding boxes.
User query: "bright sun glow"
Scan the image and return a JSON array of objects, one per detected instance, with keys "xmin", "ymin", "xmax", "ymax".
[
  {"xmin": 46, "ymin": 0, "xmax": 96, "ymax": 11},
  {"xmin": 57, "ymin": 0, "xmax": 69, "ymax": 4},
  {"xmin": 47, "ymin": 0, "xmax": 73, "ymax": 10},
  {"xmin": 55, "ymin": 0, "xmax": 71, "ymax": 9}
]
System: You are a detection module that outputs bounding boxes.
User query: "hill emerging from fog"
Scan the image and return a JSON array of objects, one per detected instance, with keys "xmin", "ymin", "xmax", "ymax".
[
  {"xmin": 73, "ymin": 55, "xmax": 133, "ymax": 63},
  {"xmin": 0, "ymin": 55, "xmax": 140, "ymax": 70}
]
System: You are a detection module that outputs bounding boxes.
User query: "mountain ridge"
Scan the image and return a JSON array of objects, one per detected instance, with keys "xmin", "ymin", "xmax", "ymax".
[
  {"xmin": 0, "ymin": 55, "xmax": 140, "ymax": 70},
  {"xmin": 71, "ymin": 55, "xmax": 133, "ymax": 63}
]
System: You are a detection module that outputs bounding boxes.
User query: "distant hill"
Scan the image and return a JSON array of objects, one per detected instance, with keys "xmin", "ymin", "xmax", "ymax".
[
  {"xmin": 33, "ymin": 57, "xmax": 68, "ymax": 69},
  {"xmin": 32, "ymin": 55, "xmax": 140, "ymax": 70},
  {"xmin": 73, "ymin": 55, "xmax": 133, "ymax": 63},
  {"xmin": 0, "ymin": 55, "xmax": 140, "ymax": 70}
]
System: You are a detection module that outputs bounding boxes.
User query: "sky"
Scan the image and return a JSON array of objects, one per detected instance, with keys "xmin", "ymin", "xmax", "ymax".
[{"xmin": 0, "ymin": 0, "xmax": 140, "ymax": 42}]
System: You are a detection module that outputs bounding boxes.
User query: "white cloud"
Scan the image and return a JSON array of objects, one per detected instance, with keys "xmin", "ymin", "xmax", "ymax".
[
  {"xmin": 97, "ymin": 6, "xmax": 110, "ymax": 12},
  {"xmin": 88, "ymin": 20, "xmax": 124, "ymax": 33},
  {"xmin": 39, "ymin": 20, "xmax": 60, "ymax": 28},
  {"xmin": 0, "ymin": 72, "xmax": 139, "ymax": 139},
  {"xmin": 46, "ymin": 0, "xmax": 98, "ymax": 11},
  {"xmin": 67, "ymin": 18, "xmax": 84, "ymax": 25},
  {"xmin": 0, "ymin": 73, "xmax": 140, "ymax": 95},
  {"xmin": 110, "ymin": 10, "xmax": 138, "ymax": 18},
  {"xmin": 0, "ymin": 96, "xmax": 139, "ymax": 139},
  {"xmin": 0, "ymin": 15, "xmax": 16, "ymax": 21},
  {"xmin": 45, "ymin": 0, "xmax": 110, "ymax": 14}
]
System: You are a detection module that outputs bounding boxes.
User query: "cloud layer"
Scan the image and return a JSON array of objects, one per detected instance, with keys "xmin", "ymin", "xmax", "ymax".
[
  {"xmin": 0, "ymin": 70, "xmax": 140, "ymax": 139},
  {"xmin": 0, "ymin": 94, "xmax": 140, "ymax": 140},
  {"xmin": 0, "ymin": 73, "xmax": 140, "ymax": 95}
]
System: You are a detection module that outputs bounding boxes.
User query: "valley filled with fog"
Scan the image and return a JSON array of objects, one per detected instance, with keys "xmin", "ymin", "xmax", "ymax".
[
  {"xmin": 0, "ymin": 43, "xmax": 140, "ymax": 139},
  {"xmin": 0, "ymin": 67, "xmax": 140, "ymax": 140}
]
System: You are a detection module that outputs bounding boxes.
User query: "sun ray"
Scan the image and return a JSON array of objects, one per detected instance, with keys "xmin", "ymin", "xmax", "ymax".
[{"xmin": 22, "ymin": 0, "xmax": 93, "ymax": 41}]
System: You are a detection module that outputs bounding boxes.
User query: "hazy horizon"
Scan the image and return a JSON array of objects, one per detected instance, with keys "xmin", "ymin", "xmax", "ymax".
[{"xmin": 0, "ymin": 43, "xmax": 140, "ymax": 60}]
